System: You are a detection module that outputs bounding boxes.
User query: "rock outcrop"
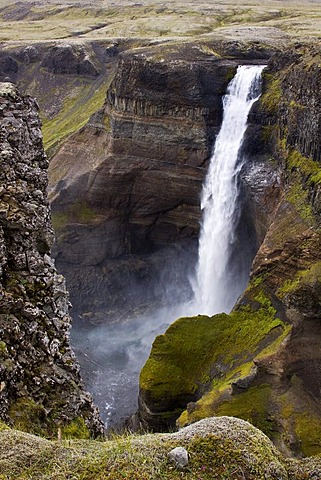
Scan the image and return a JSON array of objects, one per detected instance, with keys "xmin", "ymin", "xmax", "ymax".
[
  {"xmin": 0, "ymin": 83, "xmax": 103, "ymax": 437},
  {"xmin": 41, "ymin": 44, "xmax": 100, "ymax": 76},
  {"xmin": 135, "ymin": 45, "xmax": 321, "ymax": 457}
]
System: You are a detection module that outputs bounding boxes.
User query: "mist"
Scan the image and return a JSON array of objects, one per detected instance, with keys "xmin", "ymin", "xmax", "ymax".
[{"xmin": 71, "ymin": 301, "xmax": 191, "ymax": 428}]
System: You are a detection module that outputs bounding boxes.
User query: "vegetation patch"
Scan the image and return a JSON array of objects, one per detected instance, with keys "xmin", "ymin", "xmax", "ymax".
[
  {"xmin": 8, "ymin": 398, "xmax": 49, "ymax": 437},
  {"xmin": 52, "ymin": 201, "xmax": 98, "ymax": 234},
  {"xmin": 260, "ymin": 75, "xmax": 282, "ymax": 115},
  {"xmin": 215, "ymin": 385, "xmax": 276, "ymax": 438},
  {"xmin": 42, "ymin": 79, "xmax": 109, "ymax": 156},
  {"xmin": 61, "ymin": 417, "xmax": 91, "ymax": 440},
  {"xmin": 0, "ymin": 417, "xmax": 305, "ymax": 480},
  {"xmin": 277, "ymin": 261, "xmax": 321, "ymax": 299},
  {"xmin": 286, "ymin": 179, "xmax": 314, "ymax": 224},
  {"xmin": 141, "ymin": 289, "xmax": 288, "ymax": 432}
]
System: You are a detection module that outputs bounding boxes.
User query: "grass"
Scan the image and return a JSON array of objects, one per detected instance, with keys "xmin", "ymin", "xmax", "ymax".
[
  {"xmin": 0, "ymin": 418, "xmax": 318, "ymax": 480},
  {"xmin": 1, "ymin": 418, "xmax": 321, "ymax": 479},
  {"xmin": 42, "ymin": 78, "xmax": 110, "ymax": 156},
  {"xmin": 1, "ymin": 0, "xmax": 321, "ymax": 42}
]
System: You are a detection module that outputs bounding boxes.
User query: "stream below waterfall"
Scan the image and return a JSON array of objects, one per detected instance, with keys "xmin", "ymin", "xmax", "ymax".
[{"xmin": 71, "ymin": 65, "xmax": 265, "ymax": 429}]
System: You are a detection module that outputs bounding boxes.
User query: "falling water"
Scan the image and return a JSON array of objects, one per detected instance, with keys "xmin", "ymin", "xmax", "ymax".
[{"xmin": 192, "ymin": 65, "xmax": 265, "ymax": 316}]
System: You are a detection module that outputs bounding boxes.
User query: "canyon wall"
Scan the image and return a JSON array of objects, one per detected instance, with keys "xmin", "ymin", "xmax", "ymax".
[
  {"xmin": 136, "ymin": 46, "xmax": 321, "ymax": 457},
  {"xmin": 0, "ymin": 83, "xmax": 103, "ymax": 437},
  {"xmin": 49, "ymin": 43, "xmax": 274, "ymax": 322},
  {"xmin": 3, "ymin": 37, "xmax": 318, "ymax": 452}
]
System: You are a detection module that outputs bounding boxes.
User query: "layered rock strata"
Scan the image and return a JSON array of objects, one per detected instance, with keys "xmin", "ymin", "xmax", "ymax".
[
  {"xmin": 0, "ymin": 83, "xmax": 103, "ymax": 437},
  {"xmin": 49, "ymin": 44, "xmax": 273, "ymax": 321}
]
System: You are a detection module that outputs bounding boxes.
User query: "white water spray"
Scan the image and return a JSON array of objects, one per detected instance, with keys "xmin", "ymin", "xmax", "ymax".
[{"xmin": 192, "ymin": 65, "xmax": 265, "ymax": 316}]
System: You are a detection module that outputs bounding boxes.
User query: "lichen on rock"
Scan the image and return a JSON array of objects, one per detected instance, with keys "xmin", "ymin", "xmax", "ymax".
[{"xmin": 0, "ymin": 82, "xmax": 103, "ymax": 437}]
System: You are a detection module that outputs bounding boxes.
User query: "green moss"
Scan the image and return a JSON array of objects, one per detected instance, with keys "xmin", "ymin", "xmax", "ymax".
[
  {"xmin": 103, "ymin": 113, "xmax": 111, "ymax": 131},
  {"xmin": 286, "ymin": 179, "xmax": 314, "ymax": 224},
  {"xmin": 42, "ymin": 80, "xmax": 109, "ymax": 157},
  {"xmin": 279, "ymin": 389, "xmax": 321, "ymax": 457},
  {"xmin": 260, "ymin": 75, "xmax": 281, "ymax": 114},
  {"xmin": 287, "ymin": 149, "xmax": 321, "ymax": 184},
  {"xmin": 0, "ymin": 341, "xmax": 8, "ymax": 356},
  {"xmin": 71, "ymin": 201, "xmax": 95, "ymax": 223},
  {"xmin": 61, "ymin": 417, "xmax": 91, "ymax": 440},
  {"xmin": 52, "ymin": 201, "xmax": 97, "ymax": 234},
  {"xmin": 9, "ymin": 398, "xmax": 48, "ymax": 437},
  {"xmin": 179, "ymin": 320, "xmax": 290, "ymax": 428},
  {"xmin": 294, "ymin": 413, "xmax": 321, "ymax": 456},
  {"xmin": 141, "ymin": 294, "xmax": 285, "ymax": 416},
  {"xmin": 0, "ymin": 421, "xmax": 10, "ymax": 431},
  {"xmin": 51, "ymin": 212, "xmax": 69, "ymax": 231},
  {"xmin": 277, "ymin": 261, "xmax": 321, "ymax": 299},
  {"xmin": 255, "ymin": 324, "xmax": 291, "ymax": 359},
  {"xmin": 216, "ymin": 385, "xmax": 277, "ymax": 438}
]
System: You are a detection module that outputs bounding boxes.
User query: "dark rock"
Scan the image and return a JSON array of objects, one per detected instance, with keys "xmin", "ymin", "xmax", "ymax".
[
  {"xmin": 0, "ymin": 83, "xmax": 103, "ymax": 437},
  {"xmin": 41, "ymin": 44, "xmax": 100, "ymax": 76},
  {"xmin": 22, "ymin": 46, "xmax": 40, "ymax": 64},
  {"xmin": 0, "ymin": 53, "xmax": 18, "ymax": 78},
  {"xmin": 48, "ymin": 45, "xmax": 245, "ymax": 320},
  {"xmin": 133, "ymin": 45, "xmax": 321, "ymax": 457}
]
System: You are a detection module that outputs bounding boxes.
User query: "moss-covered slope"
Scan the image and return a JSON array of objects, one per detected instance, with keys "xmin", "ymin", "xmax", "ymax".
[
  {"xmin": 1, "ymin": 416, "xmax": 321, "ymax": 480},
  {"xmin": 137, "ymin": 289, "xmax": 290, "ymax": 432}
]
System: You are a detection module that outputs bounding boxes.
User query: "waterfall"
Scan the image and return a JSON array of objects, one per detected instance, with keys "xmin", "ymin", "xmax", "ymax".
[{"xmin": 192, "ymin": 65, "xmax": 265, "ymax": 316}]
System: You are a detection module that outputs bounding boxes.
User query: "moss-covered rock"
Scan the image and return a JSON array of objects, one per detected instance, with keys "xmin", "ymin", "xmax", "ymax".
[
  {"xmin": 2, "ymin": 416, "xmax": 321, "ymax": 480},
  {"xmin": 137, "ymin": 291, "xmax": 289, "ymax": 432}
]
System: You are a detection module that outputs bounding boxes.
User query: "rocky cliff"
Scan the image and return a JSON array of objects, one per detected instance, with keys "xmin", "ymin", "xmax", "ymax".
[
  {"xmin": 0, "ymin": 83, "xmax": 103, "ymax": 437},
  {"xmin": 48, "ymin": 42, "xmax": 273, "ymax": 322},
  {"xmin": 135, "ymin": 45, "xmax": 321, "ymax": 457}
]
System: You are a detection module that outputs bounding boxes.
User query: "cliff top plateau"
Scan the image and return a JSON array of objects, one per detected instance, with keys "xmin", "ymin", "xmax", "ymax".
[
  {"xmin": 1, "ymin": 416, "xmax": 321, "ymax": 479},
  {"xmin": 0, "ymin": 0, "xmax": 321, "ymax": 44}
]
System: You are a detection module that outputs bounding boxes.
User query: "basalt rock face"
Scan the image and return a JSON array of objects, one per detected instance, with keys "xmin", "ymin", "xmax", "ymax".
[
  {"xmin": 135, "ymin": 47, "xmax": 321, "ymax": 457},
  {"xmin": 41, "ymin": 44, "xmax": 100, "ymax": 77},
  {"xmin": 0, "ymin": 83, "xmax": 103, "ymax": 437},
  {"xmin": 49, "ymin": 45, "xmax": 272, "ymax": 321}
]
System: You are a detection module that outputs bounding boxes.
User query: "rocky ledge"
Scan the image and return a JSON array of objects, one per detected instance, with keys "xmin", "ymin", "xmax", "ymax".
[{"xmin": 0, "ymin": 83, "xmax": 103, "ymax": 437}]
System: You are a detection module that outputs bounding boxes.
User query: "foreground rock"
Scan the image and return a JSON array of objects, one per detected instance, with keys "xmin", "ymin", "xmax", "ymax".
[{"xmin": 0, "ymin": 83, "xmax": 103, "ymax": 437}]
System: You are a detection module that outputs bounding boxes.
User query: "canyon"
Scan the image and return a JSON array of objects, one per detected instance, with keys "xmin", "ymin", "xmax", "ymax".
[{"xmin": 1, "ymin": 0, "xmax": 321, "ymax": 469}]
